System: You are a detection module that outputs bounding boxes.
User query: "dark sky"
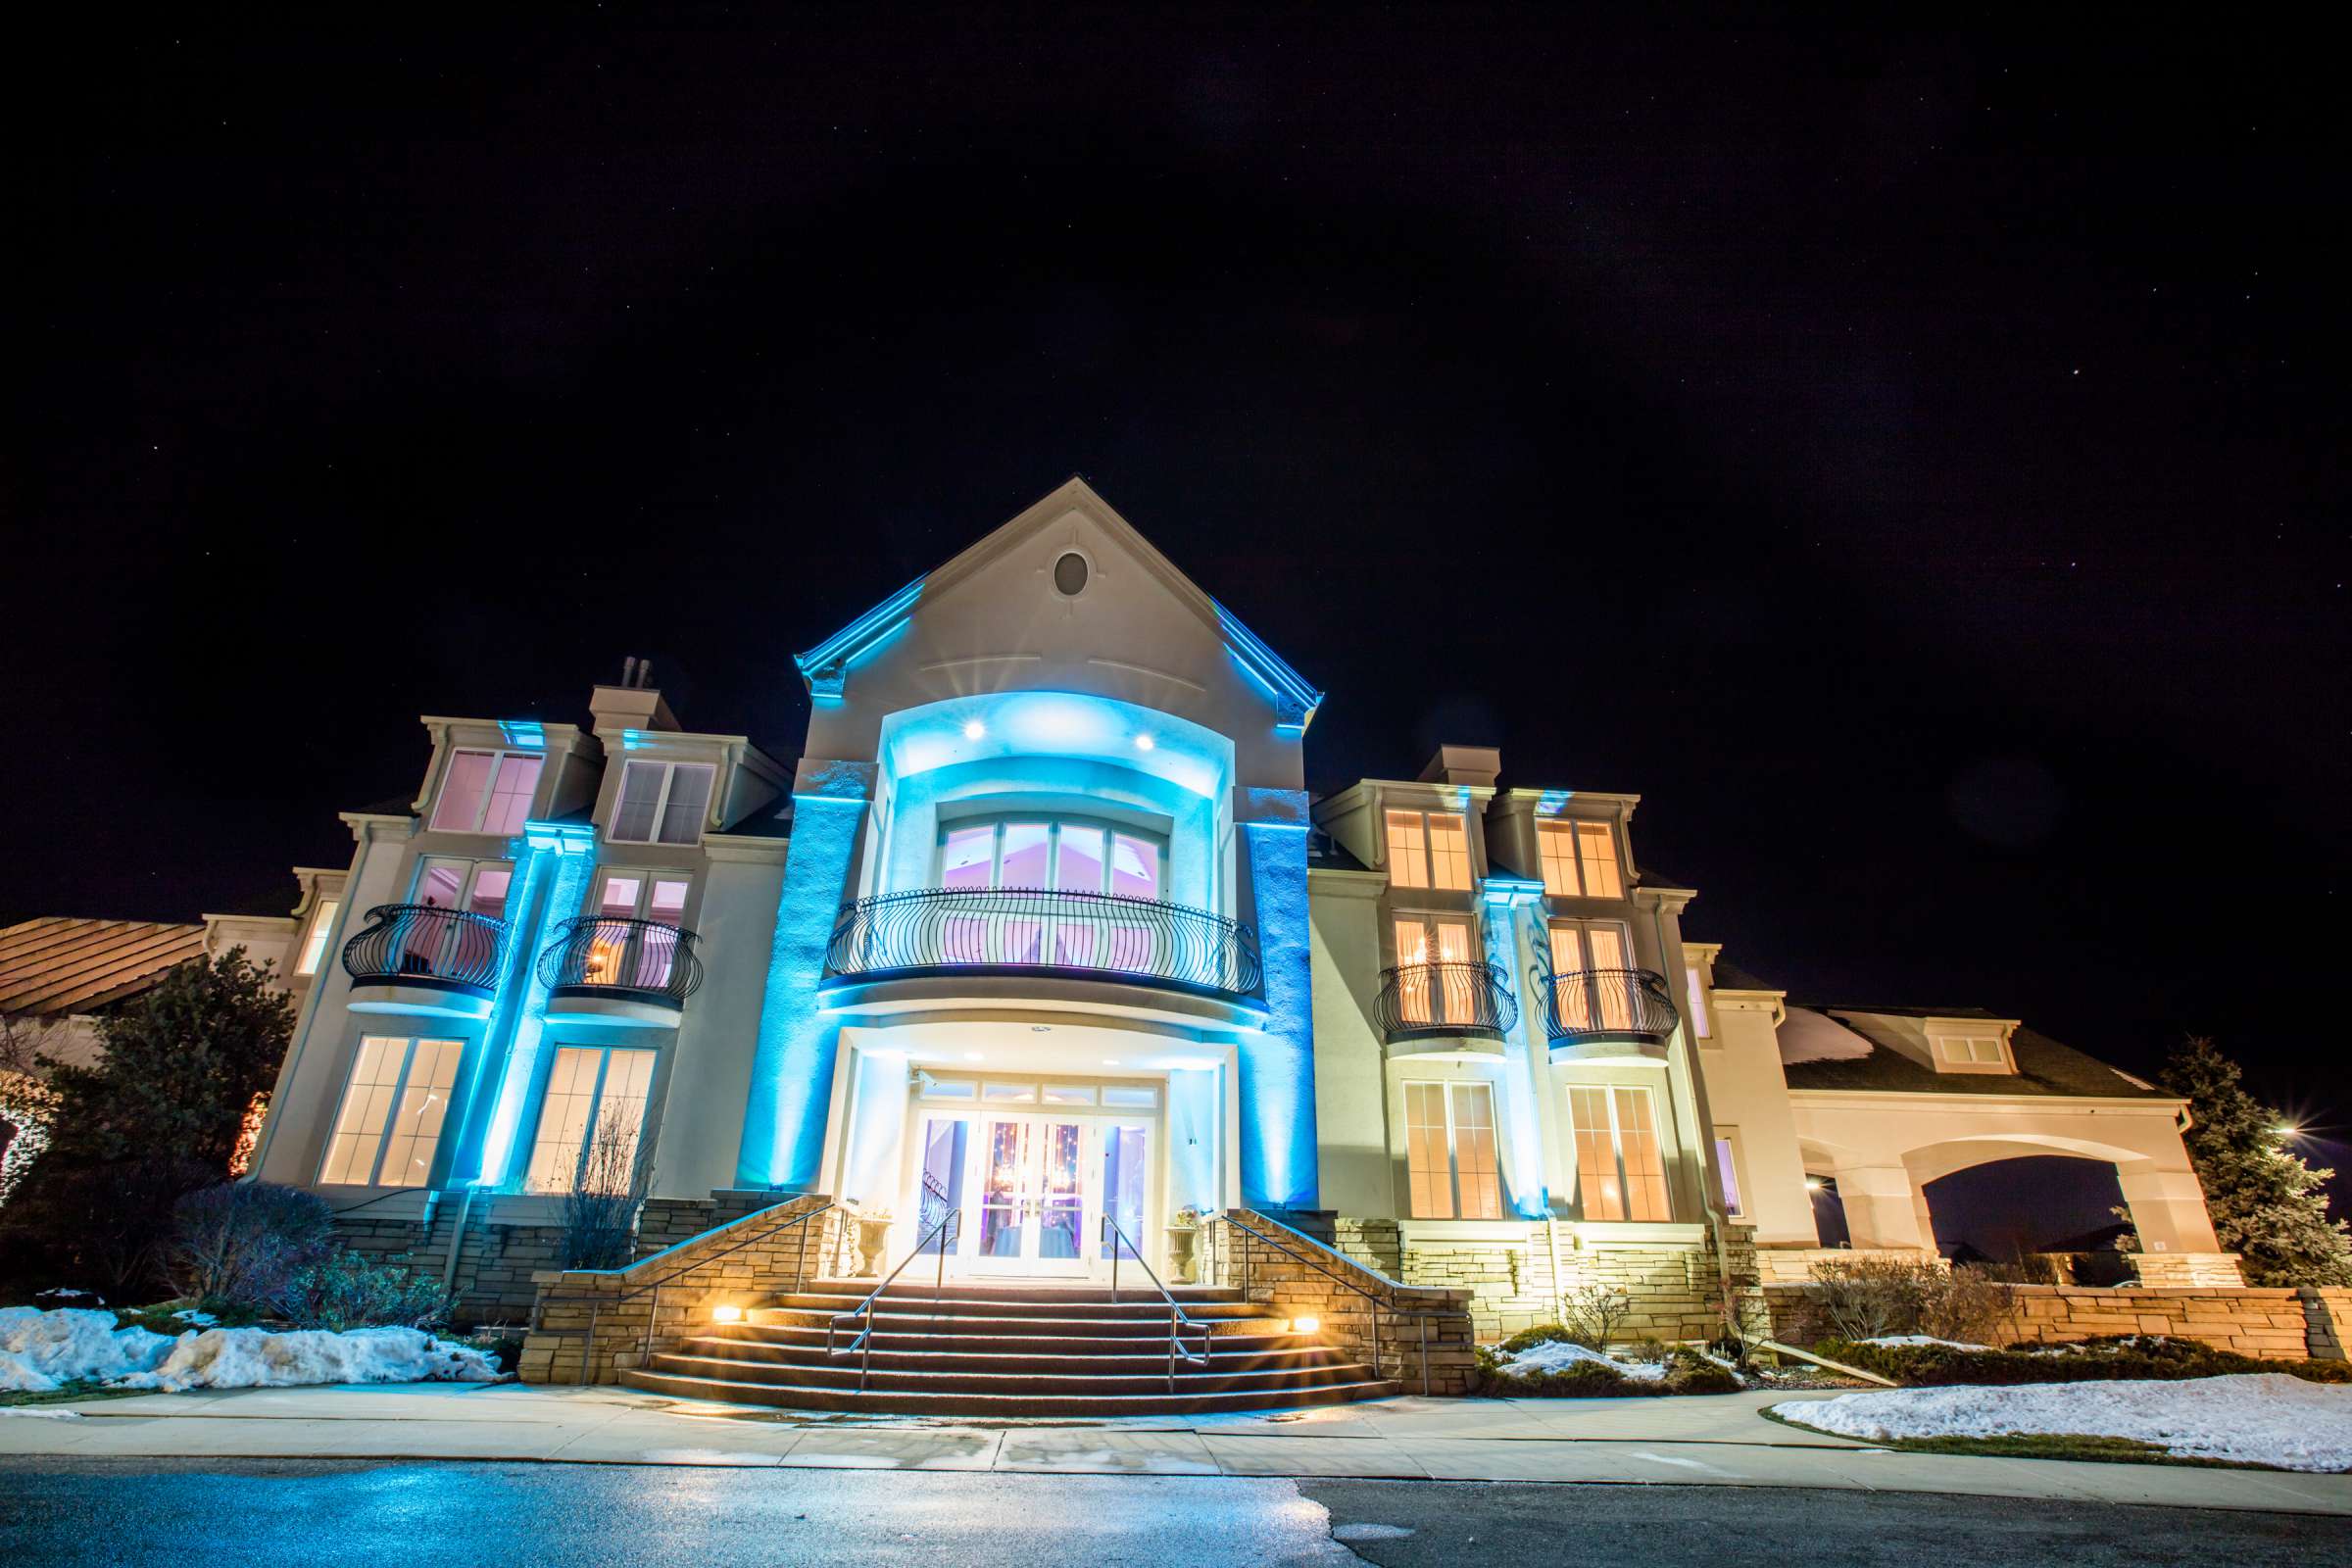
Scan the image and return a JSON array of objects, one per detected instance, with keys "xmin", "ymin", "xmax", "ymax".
[{"xmin": 11, "ymin": 14, "xmax": 2345, "ymax": 1160}]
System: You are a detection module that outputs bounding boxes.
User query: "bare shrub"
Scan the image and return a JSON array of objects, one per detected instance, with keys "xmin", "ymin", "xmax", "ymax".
[
  {"xmin": 1921, "ymin": 1264, "xmax": 2020, "ymax": 1347},
  {"xmin": 169, "ymin": 1182, "xmax": 336, "ymax": 1307},
  {"xmin": 1806, "ymin": 1256, "xmax": 1937, "ymax": 1341},
  {"xmin": 558, "ymin": 1106, "xmax": 653, "ymax": 1270},
  {"xmin": 1559, "ymin": 1283, "xmax": 1633, "ymax": 1347}
]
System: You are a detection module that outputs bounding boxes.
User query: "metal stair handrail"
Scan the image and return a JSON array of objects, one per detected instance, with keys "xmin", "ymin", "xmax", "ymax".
[
  {"xmin": 1198, "ymin": 1210, "xmax": 1446, "ymax": 1396},
  {"xmin": 530, "ymin": 1199, "xmax": 839, "ymax": 1385},
  {"xmin": 1101, "ymin": 1213, "xmax": 1213, "ymax": 1392},
  {"xmin": 826, "ymin": 1207, "xmax": 960, "ymax": 1392}
]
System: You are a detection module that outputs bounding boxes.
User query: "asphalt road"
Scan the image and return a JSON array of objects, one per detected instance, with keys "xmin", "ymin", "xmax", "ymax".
[{"xmin": 2, "ymin": 1459, "xmax": 2345, "ymax": 1566}]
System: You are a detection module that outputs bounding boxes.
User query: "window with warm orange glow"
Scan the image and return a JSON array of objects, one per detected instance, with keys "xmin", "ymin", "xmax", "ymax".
[
  {"xmin": 1395, "ymin": 915, "xmax": 1477, "ymax": 1024},
  {"xmin": 1549, "ymin": 922, "xmax": 1635, "ymax": 1031},
  {"xmin": 1565, "ymin": 1083, "xmax": 1670, "ymax": 1222},
  {"xmin": 1386, "ymin": 808, "xmax": 1471, "ymax": 890},
  {"xmin": 1403, "ymin": 1080, "xmax": 1502, "ymax": 1219},
  {"xmin": 1538, "ymin": 819, "xmax": 1621, "ymax": 898}
]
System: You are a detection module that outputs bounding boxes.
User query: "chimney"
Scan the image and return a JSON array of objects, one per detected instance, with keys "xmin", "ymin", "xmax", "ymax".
[
  {"xmin": 1417, "ymin": 745, "xmax": 1501, "ymax": 790},
  {"xmin": 591, "ymin": 656, "xmax": 682, "ymax": 735}
]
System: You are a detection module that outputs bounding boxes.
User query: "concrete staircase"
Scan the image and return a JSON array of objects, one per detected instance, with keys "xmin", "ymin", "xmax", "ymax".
[{"xmin": 617, "ymin": 1278, "xmax": 1403, "ymax": 1415}]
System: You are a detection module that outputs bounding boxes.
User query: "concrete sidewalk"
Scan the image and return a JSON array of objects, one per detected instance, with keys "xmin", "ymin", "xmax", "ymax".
[{"xmin": 5, "ymin": 1383, "xmax": 2348, "ymax": 1516}]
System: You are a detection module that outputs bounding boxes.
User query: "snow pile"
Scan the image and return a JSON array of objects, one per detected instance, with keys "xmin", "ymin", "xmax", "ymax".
[
  {"xmin": 0, "ymin": 1307, "xmax": 495, "ymax": 1395},
  {"xmin": 0, "ymin": 1307, "xmax": 173, "ymax": 1393},
  {"xmin": 1499, "ymin": 1340, "xmax": 1668, "ymax": 1383},
  {"xmin": 1776, "ymin": 1374, "xmax": 2352, "ymax": 1472},
  {"xmin": 1778, "ymin": 1007, "xmax": 1876, "ymax": 1065},
  {"xmin": 1859, "ymin": 1335, "xmax": 1993, "ymax": 1350},
  {"xmin": 119, "ymin": 1327, "xmax": 497, "ymax": 1393}
]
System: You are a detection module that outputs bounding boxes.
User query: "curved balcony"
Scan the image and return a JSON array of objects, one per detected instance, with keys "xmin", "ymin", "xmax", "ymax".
[
  {"xmin": 341, "ymin": 904, "xmax": 510, "ymax": 1020},
  {"xmin": 1543, "ymin": 966, "xmax": 1680, "ymax": 1059},
  {"xmin": 539, "ymin": 917, "xmax": 705, "ymax": 1027},
  {"xmin": 821, "ymin": 888, "xmax": 1264, "ymax": 1016},
  {"xmin": 1375, "ymin": 962, "xmax": 1516, "ymax": 1059}
]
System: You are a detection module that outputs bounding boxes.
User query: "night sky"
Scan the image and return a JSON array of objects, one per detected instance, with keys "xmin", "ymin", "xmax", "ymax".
[{"xmin": 11, "ymin": 15, "xmax": 2345, "ymax": 1212}]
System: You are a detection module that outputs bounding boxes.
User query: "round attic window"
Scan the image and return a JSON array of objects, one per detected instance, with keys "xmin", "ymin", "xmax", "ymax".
[{"xmin": 1053, "ymin": 550, "xmax": 1091, "ymax": 597}]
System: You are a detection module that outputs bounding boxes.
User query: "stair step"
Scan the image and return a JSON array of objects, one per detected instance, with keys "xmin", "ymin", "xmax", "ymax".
[
  {"xmin": 645, "ymin": 1351, "xmax": 1374, "ymax": 1397},
  {"xmin": 720, "ymin": 1325, "xmax": 1306, "ymax": 1357},
  {"xmin": 618, "ymin": 1367, "xmax": 1405, "ymax": 1416},
  {"xmin": 750, "ymin": 1309, "xmax": 1280, "ymax": 1338},
  {"xmin": 677, "ymin": 1336, "xmax": 1347, "ymax": 1376},
  {"xmin": 803, "ymin": 1279, "xmax": 1241, "ymax": 1305},
  {"xmin": 764, "ymin": 1293, "xmax": 1273, "ymax": 1322}
]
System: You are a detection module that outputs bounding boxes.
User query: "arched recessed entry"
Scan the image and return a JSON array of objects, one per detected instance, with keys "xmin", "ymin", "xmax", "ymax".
[{"xmin": 1921, "ymin": 1154, "xmax": 2129, "ymax": 1262}]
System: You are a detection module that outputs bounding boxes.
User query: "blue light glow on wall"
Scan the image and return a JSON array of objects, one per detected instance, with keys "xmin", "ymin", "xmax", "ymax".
[
  {"xmin": 1480, "ymin": 876, "xmax": 1551, "ymax": 1217},
  {"xmin": 1167, "ymin": 1066, "xmax": 1222, "ymax": 1213},
  {"xmin": 461, "ymin": 819, "xmax": 597, "ymax": 1189},
  {"xmin": 1211, "ymin": 601, "xmax": 1323, "ymax": 732},
  {"xmin": 736, "ymin": 763, "xmax": 875, "ymax": 1190},
  {"xmin": 794, "ymin": 575, "xmax": 927, "ymax": 702},
  {"xmin": 1238, "ymin": 808, "xmax": 1317, "ymax": 1210},
  {"xmin": 499, "ymin": 720, "xmax": 546, "ymax": 750},
  {"xmin": 881, "ymin": 691, "xmax": 1228, "ymax": 802}
]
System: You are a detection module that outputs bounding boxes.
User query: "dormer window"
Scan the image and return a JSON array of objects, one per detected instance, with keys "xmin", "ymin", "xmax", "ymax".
[
  {"xmin": 1537, "ymin": 819, "xmax": 1623, "ymax": 899},
  {"xmin": 1933, "ymin": 1032, "xmax": 2013, "ymax": 1072},
  {"xmin": 610, "ymin": 760, "xmax": 716, "ymax": 846},
  {"xmin": 428, "ymin": 749, "xmax": 544, "ymax": 837},
  {"xmin": 1385, "ymin": 808, "xmax": 1471, "ymax": 891}
]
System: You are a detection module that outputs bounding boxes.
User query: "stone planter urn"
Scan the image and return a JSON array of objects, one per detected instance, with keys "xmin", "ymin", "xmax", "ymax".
[
  {"xmin": 1166, "ymin": 1223, "xmax": 1200, "ymax": 1285},
  {"xmin": 855, "ymin": 1215, "xmax": 894, "ymax": 1278}
]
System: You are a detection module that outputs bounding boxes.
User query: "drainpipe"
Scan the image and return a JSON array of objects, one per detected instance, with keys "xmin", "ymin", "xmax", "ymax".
[{"xmin": 440, "ymin": 1184, "xmax": 477, "ymax": 1298}]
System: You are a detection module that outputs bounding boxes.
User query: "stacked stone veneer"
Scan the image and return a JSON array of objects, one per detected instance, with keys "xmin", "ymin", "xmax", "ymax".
[
  {"xmin": 1762, "ymin": 1280, "xmax": 2348, "ymax": 1360},
  {"xmin": 329, "ymin": 1189, "xmax": 809, "ymax": 1328},
  {"xmin": 518, "ymin": 1195, "xmax": 854, "ymax": 1386},
  {"xmin": 1327, "ymin": 1217, "xmax": 1763, "ymax": 1345},
  {"xmin": 1202, "ymin": 1209, "xmax": 1479, "ymax": 1395}
]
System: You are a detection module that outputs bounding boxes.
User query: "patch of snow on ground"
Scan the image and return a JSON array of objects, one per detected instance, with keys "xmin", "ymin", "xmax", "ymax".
[
  {"xmin": 171, "ymin": 1309, "xmax": 219, "ymax": 1327},
  {"xmin": 1859, "ymin": 1335, "xmax": 1992, "ymax": 1350},
  {"xmin": 1500, "ymin": 1340, "xmax": 1669, "ymax": 1382},
  {"xmin": 0, "ymin": 1307, "xmax": 173, "ymax": 1393},
  {"xmin": 0, "ymin": 1308, "xmax": 495, "ymax": 1395},
  {"xmin": 1777, "ymin": 1006, "xmax": 1876, "ymax": 1065},
  {"xmin": 1776, "ymin": 1373, "xmax": 2352, "ymax": 1472}
]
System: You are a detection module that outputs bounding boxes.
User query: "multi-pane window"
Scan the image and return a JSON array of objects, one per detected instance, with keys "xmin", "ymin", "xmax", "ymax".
[
  {"xmin": 610, "ymin": 760, "xmax": 717, "ymax": 846},
  {"xmin": 294, "ymin": 899, "xmax": 342, "ymax": 976},
  {"xmin": 1385, "ymin": 809, "xmax": 1471, "ymax": 891},
  {"xmin": 582, "ymin": 871, "xmax": 693, "ymax": 988},
  {"xmin": 1686, "ymin": 966, "xmax": 1712, "ymax": 1039},
  {"xmin": 935, "ymin": 818, "xmax": 1167, "ymax": 968},
  {"xmin": 524, "ymin": 1046, "xmax": 657, "ymax": 1194},
  {"xmin": 1565, "ymin": 1083, "xmax": 1671, "ymax": 1222},
  {"xmin": 1536, "ymin": 819, "xmax": 1623, "ymax": 899},
  {"xmin": 414, "ymin": 858, "xmax": 514, "ymax": 919},
  {"xmin": 1393, "ymin": 914, "xmax": 1480, "ymax": 1025},
  {"xmin": 1936, "ymin": 1035, "xmax": 2008, "ymax": 1068},
  {"xmin": 428, "ymin": 750, "xmax": 544, "ymax": 837},
  {"xmin": 1548, "ymin": 922, "xmax": 1635, "ymax": 1031},
  {"xmin": 318, "ymin": 1036, "xmax": 463, "ymax": 1187},
  {"xmin": 1402, "ymin": 1080, "xmax": 1503, "ymax": 1219},
  {"xmin": 937, "ymin": 818, "xmax": 1162, "ymax": 899}
]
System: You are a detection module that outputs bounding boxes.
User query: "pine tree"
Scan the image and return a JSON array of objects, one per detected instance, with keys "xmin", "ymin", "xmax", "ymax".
[
  {"xmin": 38, "ymin": 947, "xmax": 295, "ymax": 1171},
  {"xmin": 2161, "ymin": 1035, "xmax": 2352, "ymax": 1288}
]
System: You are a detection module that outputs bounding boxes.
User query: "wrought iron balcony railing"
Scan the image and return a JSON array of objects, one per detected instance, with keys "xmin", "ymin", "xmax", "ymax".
[
  {"xmin": 539, "ymin": 917, "xmax": 705, "ymax": 1008},
  {"xmin": 1543, "ymin": 966, "xmax": 1680, "ymax": 1044},
  {"xmin": 1375, "ymin": 961, "xmax": 1517, "ymax": 1043},
  {"xmin": 823, "ymin": 888, "xmax": 1263, "ymax": 1002},
  {"xmin": 341, "ymin": 904, "xmax": 510, "ymax": 996}
]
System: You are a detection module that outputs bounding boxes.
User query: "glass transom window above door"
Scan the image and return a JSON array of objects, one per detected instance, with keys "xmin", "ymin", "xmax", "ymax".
[{"xmin": 938, "ymin": 817, "xmax": 1163, "ymax": 900}]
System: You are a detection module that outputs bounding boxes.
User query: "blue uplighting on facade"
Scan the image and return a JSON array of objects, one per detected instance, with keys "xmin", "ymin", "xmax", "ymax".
[
  {"xmin": 1479, "ymin": 875, "xmax": 1552, "ymax": 1217},
  {"xmin": 466, "ymin": 818, "xmax": 597, "ymax": 1189},
  {"xmin": 1239, "ymin": 807, "xmax": 1317, "ymax": 1210},
  {"xmin": 793, "ymin": 575, "xmax": 927, "ymax": 702},
  {"xmin": 737, "ymin": 763, "xmax": 875, "ymax": 1190},
  {"xmin": 499, "ymin": 719, "xmax": 546, "ymax": 750}
]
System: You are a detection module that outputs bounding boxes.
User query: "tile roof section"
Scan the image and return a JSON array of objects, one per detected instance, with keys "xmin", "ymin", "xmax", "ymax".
[
  {"xmin": 1779, "ymin": 1006, "xmax": 2169, "ymax": 1101},
  {"xmin": 0, "ymin": 918, "xmax": 208, "ymax": 1018}
]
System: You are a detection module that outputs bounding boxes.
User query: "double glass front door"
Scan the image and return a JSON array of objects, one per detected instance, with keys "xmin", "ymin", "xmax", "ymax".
[{"xmin": 913, "ymin": 1108, "xmax": 1152, "ymax": 1279}]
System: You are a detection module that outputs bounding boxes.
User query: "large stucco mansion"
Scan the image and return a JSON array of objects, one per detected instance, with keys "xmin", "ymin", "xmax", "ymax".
[{"xmin": 245, "ymin": 478, "xmax": 2238, "ymax": 1365}]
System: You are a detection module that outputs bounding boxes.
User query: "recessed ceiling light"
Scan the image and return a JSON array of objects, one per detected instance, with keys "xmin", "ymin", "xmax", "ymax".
[
  {"xmin": 1133, "ymin": 734, "xmax": 1154, "ymax": 751},
  {"xmin": 962, "ymin": 719, "xmax": 986, "ymax": 741}
]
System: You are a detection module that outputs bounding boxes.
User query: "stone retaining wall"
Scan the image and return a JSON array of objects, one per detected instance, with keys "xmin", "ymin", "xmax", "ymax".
[
  {"xmin": 1763, "ymin": 1280, "xmax": 2333, "ymax": 1359},
  {"xmin": 1202, "ymin": 1209, "xmax": 1479, "ymax": 1395},
  {"xmin": 517, "ymin": 1195, "xmax": 851, "ymax": 1386},
  {"xmin": 1330, "ymin": 1217, "xmax": 1761, "ymax": 1345}
]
